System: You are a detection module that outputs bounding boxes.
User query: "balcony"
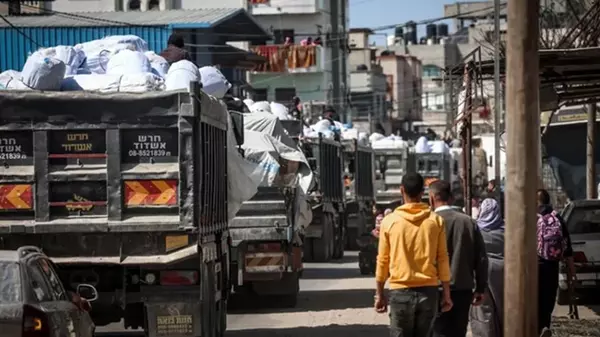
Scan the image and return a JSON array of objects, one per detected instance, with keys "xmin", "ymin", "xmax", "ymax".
[{"xmin": 251, "ymin": 45, "xmax": 324, "ymax": 73}]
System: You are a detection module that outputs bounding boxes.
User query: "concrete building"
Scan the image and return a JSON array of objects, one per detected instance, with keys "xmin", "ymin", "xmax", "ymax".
[
  {"xmin": 246, "ymin": 0, "xmax": 349, "ymax": 120},
  {"xmin": 347, "ymin": 28, "xmax": 422, "ymax": 134},
  {"xmin": 347, "ymin": 28, "xmax": 387, "ymax": 133}
]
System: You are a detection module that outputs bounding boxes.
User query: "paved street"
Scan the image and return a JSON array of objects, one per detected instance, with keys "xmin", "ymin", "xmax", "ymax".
[{"xmin": 97, "ymin": 251, "xmax": 600, "ymax": 337}]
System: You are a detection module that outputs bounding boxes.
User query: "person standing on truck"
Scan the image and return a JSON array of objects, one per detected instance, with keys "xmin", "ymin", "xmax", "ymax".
[
  {"xmin": 429, "ymin": 180, "xmax": 488, "ymax": 337},
  {"xmin": 374, "ymin": 172, "xmax": 453, "ymax": 337},
  {"xmin": 536, "ymin": 189, "xmax": 575, "ymax": 337},
  {"xmin": 159, "ymin": 33, "xmax": 192, "ymax": 65}
]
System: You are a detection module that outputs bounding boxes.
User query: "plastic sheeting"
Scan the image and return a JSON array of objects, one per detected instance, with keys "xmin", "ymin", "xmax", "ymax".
[
  {"xmin": 145, "ymin": 51, "xmax": 170, "ymax": 78},
  {"xmin": 0, "ymin": 70, "xmax": 29, "ymax": 90},
  {"xmin": 60, "ymin": 73, "xmax": 165, "ymax": 93}
]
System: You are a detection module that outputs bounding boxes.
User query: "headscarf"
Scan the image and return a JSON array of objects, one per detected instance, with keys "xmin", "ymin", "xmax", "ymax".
[
  {"xmin": 372, "ymin": 209, "xmax": 393, "ymax": 238},
  {"xmin": 477, "ymin": 198, "xmax": 504, "ymax": 231}
]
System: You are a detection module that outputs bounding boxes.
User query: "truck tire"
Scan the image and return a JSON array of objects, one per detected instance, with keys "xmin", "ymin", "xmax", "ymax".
[
  {"xmin": 311, "ymin": 214, "xmax": 333, "ymax": 262},
  {"xmin": 302, "ymin": 235, "xmax": 314, "ymax": 261}
]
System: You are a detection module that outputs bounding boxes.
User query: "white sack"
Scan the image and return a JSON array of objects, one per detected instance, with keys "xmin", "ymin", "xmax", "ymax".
[
  {"xmin": 144, "ymin": 51, "xmax": 170, "ymax": 78},
  {"xmin": 341, "ymin": 128, "xmax": 359, "ymax": 140},
  {"xmin": 21, "ymin": 51, "xmax": 66, "ymax": 91},
  {"xmin": 0, "ymin": 70, "xmax": 30, "ymax": 90},
  {"xmin": 415, "ymin": 136, "xmax": 431, "ymax": 153},
  {"xmin": 106, "ymin": 49, "xmax": 152, "ymax": 75},
  {"xmin": 61, "ymin": 73, "xmax": 164, "ymax": 93},
  {"xmin": 430, "ymin": 140, "xmax": 449, "ymax": 154},
  {"xmin": 243, "ymin": 99, "xmax": 254, "ymax": 109},
  {"xmin": 165, "ymin": 60, "xmax": 200, "ymax": 91},
  {"xmin": 199, "ymin": 66, "xmax": 231, "ymax": 99},
  {"xmin": 270, "ymin": 102, "xmax": 292, "ymax": 120},
  {"xmin": 250, "ymin": 101, "xmax": 270, "ymax": 113},
  {"xmin": 79, "ymin": 43, "xmax": 136, "ymax": 74},
  {"xmin": 36, "ymin": 46, "xmax": 86, "ymax": 76},
  {"xmin": 78, "ymin": 35, "xmax": 148, "ymax": 53},
  {"xmin": 372, "ymin": 135, "xmax": 409, "ymax": 149}
]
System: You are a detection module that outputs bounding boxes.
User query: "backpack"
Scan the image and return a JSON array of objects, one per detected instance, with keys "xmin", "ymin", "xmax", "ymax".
[{"xmin": 536, "ymin": 211, "xmax": 566, "ymax": 261}]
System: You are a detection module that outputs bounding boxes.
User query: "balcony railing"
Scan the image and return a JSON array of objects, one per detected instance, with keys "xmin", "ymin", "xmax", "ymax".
[{"xmin": 251, "ymin": 45, "xmax": 324, "ymax": 73}]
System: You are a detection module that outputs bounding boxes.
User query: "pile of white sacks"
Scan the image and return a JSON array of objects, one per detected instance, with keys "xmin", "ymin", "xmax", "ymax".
[{"xmin": 0, "ymin": 35, "xmax": 231, "ymax": 97}]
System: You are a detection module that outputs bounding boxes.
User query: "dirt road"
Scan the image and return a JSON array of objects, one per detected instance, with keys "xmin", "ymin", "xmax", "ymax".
[{"xmin": 97, "ymin": 251, "xmax": 600, "ymax": 336}]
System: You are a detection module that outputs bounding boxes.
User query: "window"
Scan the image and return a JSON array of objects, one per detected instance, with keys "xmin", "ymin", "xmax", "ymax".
[
  {"xmin": 27, "ymin": 261, "xmax": 53, "ymax": 302},
  {"xmin": 0, "ymin": 262, "xmax": 22, "ymax": 303},
  {"xmin": 148, "ymin": 0, "xmax": 160, "ymax": 10},
  {"xmin": 38, "ymin": 258, "xmax": 67, "ymax": 301},
  {"xmin": 273, "ymin": 29, "xmax": 295, "ymax": 44},
  {"xmin": 274, "ymin": 88, "xmax": 296, "ymax": 104},
  {"xmin": 422, "ymin": 64, "xmax": 441, "ymax": 78},
  {"xmin": 128, "ymin": 0, "xmax": 141, "ymax": 11},
  {"xmin": 253, "ymin": 89, "xmax": 268, "ymax": 102}
]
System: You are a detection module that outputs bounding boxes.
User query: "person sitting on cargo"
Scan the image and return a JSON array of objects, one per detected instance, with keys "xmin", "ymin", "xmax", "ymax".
[{"xmin": 159, "ymin": 33, "xmax": 192, "ymax": 65}]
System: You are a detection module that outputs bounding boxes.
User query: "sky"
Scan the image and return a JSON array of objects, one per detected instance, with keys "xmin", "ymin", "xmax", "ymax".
[{"xmin": 349, "ymin": 0, "xmax": 461, "ymax": 44}]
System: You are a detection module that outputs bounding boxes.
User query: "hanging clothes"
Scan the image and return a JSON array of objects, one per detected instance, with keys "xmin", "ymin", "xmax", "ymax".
[{"xmin": 288, "ymin": 45, "xmax": 317, "ymax": 70}]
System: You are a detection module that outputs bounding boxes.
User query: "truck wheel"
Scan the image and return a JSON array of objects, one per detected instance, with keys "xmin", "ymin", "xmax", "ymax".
[{"xmin": 312, "ymin": 215, "xmax": 333, "ymax": 262}]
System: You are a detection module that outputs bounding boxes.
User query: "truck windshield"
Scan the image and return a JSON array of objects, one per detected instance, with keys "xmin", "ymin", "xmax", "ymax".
[
  {"xmin": 567, "ymin": 206, "xmax": 600, "ymax": 235},
  {"xmin": 0, "ymin": 262, "xmax": 22, "ymax": 303}
]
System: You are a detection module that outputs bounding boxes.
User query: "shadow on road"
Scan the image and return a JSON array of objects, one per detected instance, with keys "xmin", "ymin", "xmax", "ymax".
[
  {"xmin": 226, "ymin": 324, "xmax": 388, "ymax": 337},
  {"xmin": 301, "ymin": 267, "xmax": 366, "ymax": 279},
  {"xmin": 228, "ymin": 288, "xmax": 374, "ymax": 314}
]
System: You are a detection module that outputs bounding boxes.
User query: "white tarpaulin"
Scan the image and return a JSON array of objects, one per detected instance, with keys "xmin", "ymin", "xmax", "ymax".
[
  {"xmin": 241, "ymin": 128, "xmax": 313, "ymax": 234},
  {"xmin": 242, "ymin": 111, "xmax": 312, "ymax": 193}
]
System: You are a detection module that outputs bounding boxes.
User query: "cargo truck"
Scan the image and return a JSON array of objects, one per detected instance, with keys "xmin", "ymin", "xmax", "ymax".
[
  {"xmin": 0, "ymin": 87, "xmax": 230, "ymax": 337},
  {"xmin": 374, "ymin": 147, "xmax": 414, "ymax": 209},
  {"xmin": 228, "ymin": 119, "xmax": 304, "ymax": 307},
  {"xmin": 302, "ymin": 135, "xmax": 346, "ymax": 262},
  {"xmin": 342, "ymin": 139, "xmax": 375, "ymax": 250}
]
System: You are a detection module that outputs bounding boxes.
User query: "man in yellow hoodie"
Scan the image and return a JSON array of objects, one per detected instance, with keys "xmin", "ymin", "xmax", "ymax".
[{"xmin": 375, "ymin": 172, "xmax": 453, "ymax": 337}]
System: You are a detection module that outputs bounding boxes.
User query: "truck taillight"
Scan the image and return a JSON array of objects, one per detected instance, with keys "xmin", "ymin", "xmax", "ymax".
[
  {"xmin": 573, "ymin": 251, "xmax": 588, "ymax": 263},
  {"xmin": 22, "ymin": 305, "xmax": 49, "ymax": 337},
  {"xmin": 247, "ymin": 243, "xmax": 282, "ymax": 252},
  {"xmin": 160, "ymin": 271, "xmax": 198, "ymax": 286}
]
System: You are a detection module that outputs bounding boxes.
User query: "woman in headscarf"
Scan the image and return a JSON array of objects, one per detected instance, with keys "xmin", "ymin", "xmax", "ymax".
[{"xmin": 470, "ymin": 198, "xmax": 505, "ymax": 337}]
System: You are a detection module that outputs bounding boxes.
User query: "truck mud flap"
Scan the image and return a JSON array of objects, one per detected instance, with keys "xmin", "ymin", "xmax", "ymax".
[{"xmin": 145, "ymin": 302, "xmax": 201, "ymax": 337}]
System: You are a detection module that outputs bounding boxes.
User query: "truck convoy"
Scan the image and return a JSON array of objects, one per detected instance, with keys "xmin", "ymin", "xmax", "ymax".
[
  {"xmin": 342, "ymin": 139, "xmax": 376, "ymax": 250},
  {"xmin": 0, "ymin": 87, "xmax": 231, "ymax": 337}
]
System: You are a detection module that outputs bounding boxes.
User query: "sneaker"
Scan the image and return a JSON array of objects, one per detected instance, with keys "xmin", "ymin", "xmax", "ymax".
[{"xmin": 540, "ymin": 327, "xmax": 552, "ymax": 337}]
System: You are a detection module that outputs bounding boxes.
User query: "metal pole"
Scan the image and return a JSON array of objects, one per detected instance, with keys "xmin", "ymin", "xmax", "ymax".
[
  {"xmin": 504, "ymin": 0, "xmax": 540, "ymax": 336},
  {"xmin": 494, "ymin": 0, "xmax": 502, "ymax": 187},
  {"xmin": 587, "ymin": 103, "xmax": 597, "ymax": 199}
]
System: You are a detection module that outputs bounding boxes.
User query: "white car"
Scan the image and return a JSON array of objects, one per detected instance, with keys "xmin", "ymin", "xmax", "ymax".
[{"xmin": 558, "ymin": 200, "xmax": 600, "ymax": 304}]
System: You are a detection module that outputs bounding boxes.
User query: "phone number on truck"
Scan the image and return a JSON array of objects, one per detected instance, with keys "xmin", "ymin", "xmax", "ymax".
[{"xmin": 128, "ymin": 149, "xmax": 172, "ymax": 157}]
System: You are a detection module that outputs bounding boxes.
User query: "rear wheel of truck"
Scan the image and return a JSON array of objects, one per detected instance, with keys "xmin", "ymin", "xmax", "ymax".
[
  {"xmin": 345, "ymin": 227, "xmax": 360, "ymax": 251},
  {"xmin": 311, "ymin": 214, "xmax": 333, "ymax": 262}
]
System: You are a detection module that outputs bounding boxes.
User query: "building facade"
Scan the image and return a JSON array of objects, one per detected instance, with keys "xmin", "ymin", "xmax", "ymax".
[{"xmin": 246, "ymin": 0, "xmax": 350, "ymax": 121}]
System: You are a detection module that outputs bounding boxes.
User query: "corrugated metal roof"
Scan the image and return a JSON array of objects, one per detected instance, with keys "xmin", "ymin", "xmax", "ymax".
[{"xmin": 0, "ymin": 8, "xmax": 242, "ymax": 29}]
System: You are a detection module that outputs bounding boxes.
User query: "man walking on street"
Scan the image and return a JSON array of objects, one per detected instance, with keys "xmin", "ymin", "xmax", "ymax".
[
  {"xmin": 430, "ymin": 180, "xmax": 489, "ymax": 337},
  {"xmin": 375, "ymin": 172, "xmax": 453, "ymax": 337}
]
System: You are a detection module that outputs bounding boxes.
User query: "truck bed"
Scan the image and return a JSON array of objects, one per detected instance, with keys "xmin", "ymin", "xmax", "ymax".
[{"xmin": 0, "ymin": 88, "xmax": 228, "ymax": 237}]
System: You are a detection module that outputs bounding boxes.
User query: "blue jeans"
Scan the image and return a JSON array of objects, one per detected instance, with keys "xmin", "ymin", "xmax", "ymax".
[{"xmin": 389, "ymin": 287, "xmax": 439, "ymax": 337}]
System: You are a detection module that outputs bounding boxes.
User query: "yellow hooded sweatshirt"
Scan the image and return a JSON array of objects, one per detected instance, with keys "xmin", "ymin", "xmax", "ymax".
[{"xmin": 376, "ymin": 203, "xmax": 451, "ymax": 289}]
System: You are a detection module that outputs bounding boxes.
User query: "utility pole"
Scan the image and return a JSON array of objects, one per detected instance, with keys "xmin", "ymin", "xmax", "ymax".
[
  {"xmin": 493, "ymin": 0, "xmax": 502, "ymax": 186},
  {"xmin": 505, "ymin": 1, "xmax": 540, "ymax": 337},
  {"xmin": 587, "ymin": 103, "xmax": 597, "ymax": 199}
]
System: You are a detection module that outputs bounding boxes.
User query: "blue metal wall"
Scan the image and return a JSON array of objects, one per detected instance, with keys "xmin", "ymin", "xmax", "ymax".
[{"xmin": 0, "ymin": 26, "xmax": 172, "ymax": 71}]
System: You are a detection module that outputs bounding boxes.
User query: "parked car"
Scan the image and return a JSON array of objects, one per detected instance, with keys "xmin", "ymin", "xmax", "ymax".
[
  {"xmin": 558, "ymin": 200, "xmax": 600, "ymax": 304},
  {"xmin": 0, "ymin": 246, "xmax": 98, "ymax": 337}
]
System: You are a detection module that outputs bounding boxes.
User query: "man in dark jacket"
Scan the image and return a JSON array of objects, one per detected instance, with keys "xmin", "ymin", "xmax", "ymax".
[
  {"xmin": 159, "ymin": 33, "xmax": 192, "ymax": 65},
  {"xmin": 429, "ymin": 180, "xmax": 489, "ymax": 337}
]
